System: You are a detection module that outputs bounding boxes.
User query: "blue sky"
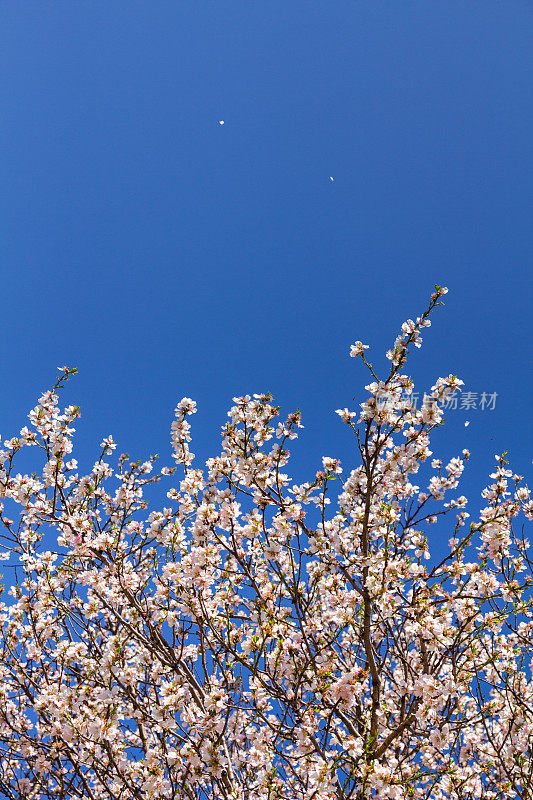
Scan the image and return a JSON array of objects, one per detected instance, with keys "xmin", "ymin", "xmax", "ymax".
[{"xmin": 1, "ymin": 0, "xmax": 532, "ymax": 557}]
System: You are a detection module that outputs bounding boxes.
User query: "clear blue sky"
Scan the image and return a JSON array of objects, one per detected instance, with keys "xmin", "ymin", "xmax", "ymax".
[{"xmin": 1, "ymin": 1, "xmax": 532, "ymax": 552}]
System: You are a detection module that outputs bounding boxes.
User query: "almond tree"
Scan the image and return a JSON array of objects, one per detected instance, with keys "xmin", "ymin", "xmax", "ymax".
[{"xmin": 0, "ymin": 286, "xmax": 532, "ymax": 800}]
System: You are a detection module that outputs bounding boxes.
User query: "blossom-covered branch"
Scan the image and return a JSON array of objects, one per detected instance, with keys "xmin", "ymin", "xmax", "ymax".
[{"xmin": 0, "ymin": 287, "xmax": 532, "ymax": 800}]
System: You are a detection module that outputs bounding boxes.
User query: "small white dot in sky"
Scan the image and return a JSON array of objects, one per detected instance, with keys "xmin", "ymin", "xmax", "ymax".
[
  {"xmin": 329, "ymin": 176, "xmax": 334, "ymax": 181},
  {"xmin": 465, "ymin": 421, "xmax": 470, "ymax": 427},
  {"xmin": 218, "ymin": 120, "xmax": 225, "ymax": 125}
]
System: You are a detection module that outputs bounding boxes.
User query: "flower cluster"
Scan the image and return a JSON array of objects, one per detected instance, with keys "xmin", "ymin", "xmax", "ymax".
[{"xmin": 0, "ymin": 289, "xmax": 531, "ymax": 800}]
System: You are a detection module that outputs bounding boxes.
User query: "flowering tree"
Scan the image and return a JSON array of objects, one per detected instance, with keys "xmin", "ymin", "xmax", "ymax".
[{"xmin": 0, "ymin": 286, "xmax": 532, "ymax": 800}]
